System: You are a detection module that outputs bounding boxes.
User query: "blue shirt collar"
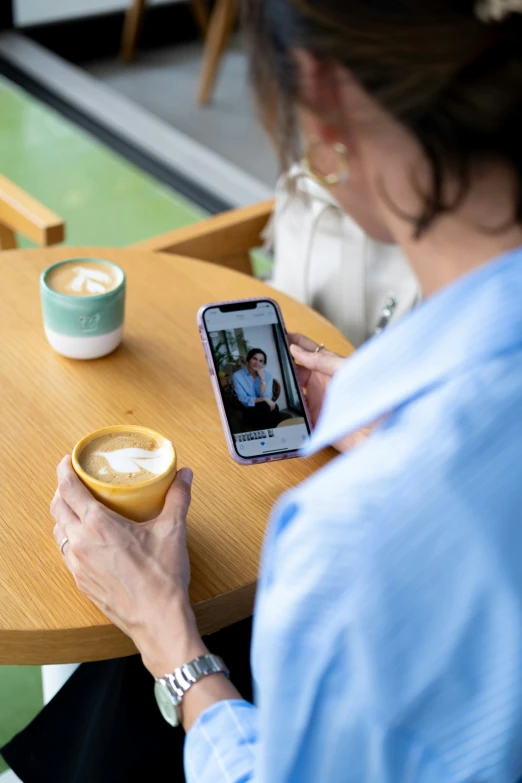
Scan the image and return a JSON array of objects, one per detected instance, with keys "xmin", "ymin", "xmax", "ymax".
[{"xmin": 304, "ymin": 246, "xmax": 522, "ymax": 455}]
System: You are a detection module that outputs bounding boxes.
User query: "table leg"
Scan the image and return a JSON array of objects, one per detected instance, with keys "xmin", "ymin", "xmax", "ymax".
[
  {"xmin": 120, "ymin": 0, "xmax": 147, "ymax": 63},
  {"xmin": 41, "ymin": 663, "xmax": 80, "ymax": 705},
  {"xmin": 197, "ymin": 0, "xmax": 237, "ymax": 105},
  {"xmin": 191, "ymin": 0, "xmax": 210, "ymax": 37}
]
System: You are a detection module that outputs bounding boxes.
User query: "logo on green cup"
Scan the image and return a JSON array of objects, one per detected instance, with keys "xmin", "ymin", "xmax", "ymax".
[{"xmin": 79, "ymin": 313, "xmax": 101, "ymax": 332}]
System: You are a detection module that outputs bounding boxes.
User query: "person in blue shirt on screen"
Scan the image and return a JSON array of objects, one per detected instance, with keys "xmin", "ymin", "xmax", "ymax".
[
  {"xmin": 50, "ymin": 0, "xmax": 522, "ymax": 781},
  {"xmin": 232, "ymin": 348, "xmax": 281, "ymax": 431}
]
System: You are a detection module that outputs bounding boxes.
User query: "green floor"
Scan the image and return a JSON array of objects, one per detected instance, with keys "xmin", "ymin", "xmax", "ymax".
[
  {"xmin": 0, "ymin": 668, "xmax": 43, "ymax": 773},
  {"xmin": 0, "ymin": 75, "xmax": 207, "ymax": 249},
  {"xmin": 0, "ymin": 73, "xmax": 209, "ymax": 774}
]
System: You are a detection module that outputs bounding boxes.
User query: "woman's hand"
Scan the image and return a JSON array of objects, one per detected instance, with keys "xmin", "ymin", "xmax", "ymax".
[
  {"xmin": 290, "ymin": 333, "xmax": 376, "ymax": 452},
  {"xmin": 263, "ymin": 397, "xmax": 276, "ymax": 411},
  {"xmin": 51, "ymin": 458, "xmax": 206, "ymax": 677},
  {"xmin": 289, "ymin": 333, "xmax": 344, "ymax": 426}
]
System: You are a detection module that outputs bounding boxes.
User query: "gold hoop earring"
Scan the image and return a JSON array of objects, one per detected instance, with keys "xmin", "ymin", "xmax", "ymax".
[{"xmin": 301, "ymin": 136, "xmax": 350, "ymax": 187}]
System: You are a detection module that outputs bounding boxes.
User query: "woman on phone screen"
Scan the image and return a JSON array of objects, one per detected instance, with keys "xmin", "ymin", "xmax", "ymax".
[
  {"xmin": 232, "ymin": 348, "xmax": 281, "ymax": 431},
  {"xmin": 41, "ymin": 0, "xmax": 522, "ymax": 781}
]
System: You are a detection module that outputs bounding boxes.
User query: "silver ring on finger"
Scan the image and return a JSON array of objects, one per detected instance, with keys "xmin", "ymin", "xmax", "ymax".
[
  {"xmin": 60, "ymin": 536, "xmax": 69, "ymax": 555},
  {"xmin": 314, "ymin": 343, "xmax": 325, "ymax": 354}
]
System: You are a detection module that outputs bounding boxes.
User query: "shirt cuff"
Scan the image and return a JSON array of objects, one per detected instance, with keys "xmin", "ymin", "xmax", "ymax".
[{"xmin": 185, "ymin": 699, "xmax": 258, "ymax": 783}]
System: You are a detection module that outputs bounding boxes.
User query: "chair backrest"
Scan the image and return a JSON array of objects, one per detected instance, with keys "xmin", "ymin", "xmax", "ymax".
[
  {"xmin": 0, "ymin": 174, "xmax": 64, "ymax": 250},
  {"xmin": 130, "ymin": 200, "xmax": 274, "ymax": 276}
]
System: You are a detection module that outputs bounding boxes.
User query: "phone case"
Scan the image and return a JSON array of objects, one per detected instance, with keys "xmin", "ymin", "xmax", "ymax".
[{"xmin": 197, "ymin": 297, "xmax": 312, "ymax": 466}]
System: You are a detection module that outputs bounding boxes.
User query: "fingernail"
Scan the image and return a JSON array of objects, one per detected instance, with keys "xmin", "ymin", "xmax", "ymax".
[{"xmin": 179, "ymin": 468, "xmax": 193, "ymax": 486}]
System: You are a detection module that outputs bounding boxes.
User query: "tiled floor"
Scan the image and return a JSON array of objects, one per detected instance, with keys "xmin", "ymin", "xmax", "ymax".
[
  {"xmin": 0, "ymin": 768, "xmax": 22, "ymax": 781},
  {"xmin": 0, "ymin": 73, "xmax": 206, "ymax": 775}
]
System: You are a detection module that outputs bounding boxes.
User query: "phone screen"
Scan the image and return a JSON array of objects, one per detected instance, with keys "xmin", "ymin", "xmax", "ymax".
[{"xmin": 202, "ymin": 300, "xmax": 311, "ymax": 460}]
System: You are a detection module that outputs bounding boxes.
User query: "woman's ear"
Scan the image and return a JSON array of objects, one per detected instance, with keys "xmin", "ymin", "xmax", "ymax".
[{"xmin": 293, "ymin": 48, "xmax": 347, "ymax": 147}]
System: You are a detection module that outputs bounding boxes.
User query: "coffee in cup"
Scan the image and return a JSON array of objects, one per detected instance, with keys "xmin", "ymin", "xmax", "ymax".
[
  {"xmin": 78, "ymin": 431, "xmax": 174, "ymax": 486},
  {"xmin": 40, "ymin": 258, "xmax": 126, "ymax": 360},
  {"xmin": 72, "ymin": 425, "xmax": 177, "ymax": 522},
  {"xmin": 46, "ymin": 260, "xmax": 120, "ymax": 297}
]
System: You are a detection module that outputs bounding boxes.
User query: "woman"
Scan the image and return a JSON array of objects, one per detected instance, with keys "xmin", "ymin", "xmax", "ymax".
[
  {"xmin": 45, "ymin": 0, "xmax": 522, "ymax": 780},
  {"xmin": 232, "ymin": 348, "xmax": 281, "ymax": 431}
]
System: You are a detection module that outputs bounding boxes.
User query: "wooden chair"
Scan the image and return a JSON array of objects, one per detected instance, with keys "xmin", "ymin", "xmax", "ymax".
[
  {"xmin": 0, "ymin": 174, "xmax": 65, "ymax": 251},
  {"xmin": 120, "ymin": 0, "xmax": 237, "ymax": 105},
  {"xmin": 130, "ymin": 198, "xmax": 274, "ymax": 276}
]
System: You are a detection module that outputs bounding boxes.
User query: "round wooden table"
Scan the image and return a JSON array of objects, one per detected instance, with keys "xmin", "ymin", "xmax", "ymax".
[{"xmin": 0, "ymin": 247, "xmax": 352, "ymax": 665}]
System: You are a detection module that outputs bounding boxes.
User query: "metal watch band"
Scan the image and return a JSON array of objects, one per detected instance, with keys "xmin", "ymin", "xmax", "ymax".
[{"xmin": 165, "ymin": 654, "xmax": 230, "ymax": 700}]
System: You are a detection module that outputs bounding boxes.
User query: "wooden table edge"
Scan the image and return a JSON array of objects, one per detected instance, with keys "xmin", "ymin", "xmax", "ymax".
[{"xmin": 0, "ymin": 582, "xmax": 257, "ymax": 665}]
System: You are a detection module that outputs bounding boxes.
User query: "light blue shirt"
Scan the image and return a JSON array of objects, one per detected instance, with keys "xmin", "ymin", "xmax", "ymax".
[
  {"xmin": 186, "ymin": 247, "xmax": 522, "ymax": 783},
  {"xmin": 232, "ymin": 367, "xmax": 273, "ymax": 407}
]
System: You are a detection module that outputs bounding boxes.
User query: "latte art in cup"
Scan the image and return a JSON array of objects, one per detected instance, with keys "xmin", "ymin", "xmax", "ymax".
[
  {"xmin": 79, "ymin": 432, "xmax": 174, "ymax": 485},
  {"xmin": 45, "ymin": 260, "xmax": 120, "ymax": 297},
  {"xmin": 72, "ymin": 425, "xmax": 178, "ymax": 522}
]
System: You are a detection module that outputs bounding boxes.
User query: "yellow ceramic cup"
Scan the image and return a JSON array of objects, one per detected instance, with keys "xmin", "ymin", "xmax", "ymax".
[{"xmin": 72, "ymin": 424, "xmax": 177, "ymax": 523}]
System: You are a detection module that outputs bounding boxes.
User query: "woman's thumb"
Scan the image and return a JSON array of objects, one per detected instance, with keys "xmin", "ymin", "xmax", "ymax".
[{"xmin": 159, "ymin": 467, "xmax": 193, "ymax": 521}]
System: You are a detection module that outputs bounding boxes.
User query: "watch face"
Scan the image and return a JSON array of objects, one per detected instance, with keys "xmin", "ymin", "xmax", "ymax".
[{"xmin": 154, "ymin": 679, "xmax": 180, "ymax": 727}]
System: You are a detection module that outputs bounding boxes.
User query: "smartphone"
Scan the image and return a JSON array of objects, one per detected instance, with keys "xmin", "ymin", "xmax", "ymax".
[{"xmin": 197, "ymin": 298, "xmax": 312, "ymax": 465}]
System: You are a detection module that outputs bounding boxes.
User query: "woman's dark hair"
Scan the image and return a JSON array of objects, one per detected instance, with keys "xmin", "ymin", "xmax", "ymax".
[
  {"xmin": 243, "ymin": 0, "xmax": 522, "ymax": 235},
  {"xmin": 246, "ymin": 348, "xmax": 268, "ymax": 364}
]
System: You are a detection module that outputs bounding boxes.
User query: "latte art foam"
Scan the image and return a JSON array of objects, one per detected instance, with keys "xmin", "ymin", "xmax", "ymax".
[
  {"xmin": 78, "ymin": 432, "xmax": 174, "ymax": 485},
  {"xmin": 46, "ymin": 260, "xmax": 120, "ymax": 297},
  {"xmin": 68, "ymin": 266, "xmax": 113, "ymax": 295},
  {"xmin": 94, "ymin": 446, "xmax": 173, "ymax": 477}
]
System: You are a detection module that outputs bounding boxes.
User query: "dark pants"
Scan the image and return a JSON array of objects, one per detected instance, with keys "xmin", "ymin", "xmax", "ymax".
[
  {"xmin": 242, "ymin": 401, "xmax": 281, "ymax": 431},
  {"xmin": 1, "ymin": 618, "xmax": 253, "ymax": 783}
]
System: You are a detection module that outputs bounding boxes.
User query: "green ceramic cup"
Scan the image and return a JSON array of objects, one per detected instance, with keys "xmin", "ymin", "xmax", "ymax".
[{"xmin": 40, "ymin": 258, "xmax": 126, "ymax": 359}]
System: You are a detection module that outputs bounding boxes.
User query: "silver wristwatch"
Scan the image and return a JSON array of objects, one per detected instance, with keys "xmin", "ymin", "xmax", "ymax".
[{"xmin": 154, "ymin": 653, "xmax": 230, "ymax": 727}]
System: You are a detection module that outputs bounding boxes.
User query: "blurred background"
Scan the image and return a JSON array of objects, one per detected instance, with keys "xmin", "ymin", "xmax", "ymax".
[{"xmin": 0, "ymin": 0, "xmax": 280, "ymax": 772}]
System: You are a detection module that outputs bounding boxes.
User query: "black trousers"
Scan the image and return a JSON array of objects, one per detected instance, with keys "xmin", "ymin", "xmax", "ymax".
[
  {"xmin": 1, "ymin": 618, "xmax": 253, "ymax": 783},
  {"xmin": 242, "ymin": 402, "xmax": 281, "ymax": 431}
]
